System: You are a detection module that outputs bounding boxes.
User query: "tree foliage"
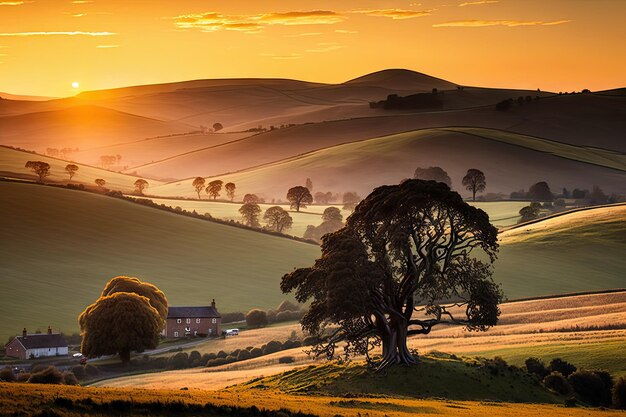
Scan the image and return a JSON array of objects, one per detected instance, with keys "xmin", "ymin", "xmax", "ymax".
[
  {"xmin": 528, "ymin": 181, "xmax": 553, "ymax": 201},
  {"xmin": 314, "ymin": 191, "xmax": 333, "ymax": 204},
  {"xmin": 287, "ymin": 186, "xmax": 313, "ymax": 212},
  {"xmin": 243, "ymin": 193, "xmax": 260, "ymax": 204},
  {"xmin": 263, "ymin": 206, "xmax": 293, "ymax": 233},
  {"xmin": 192, "ymin": 177, "xmax": 206, "ymax": 199},
  {"xmin": 413, "ymin": 166, "xmax": 452, "ymax": 187},
  {"xmin": 225, "ymin": 182, "xmax": 236, "ymax": 202},
  {"xmin": 245, "ymin": 309, "xmax": 268, "ymax": 328},
  {"xmin": 305, "ymin": 178, "xmax": 313, "ymax": 192},
  {"xmin": 134, "ymin": 179, "xmax": 149, "ymax": 195},
  {"xmin": 281, "ymin": 180, "xmax": 501, "ymax": 371},
  {"xmin": 239, "ymin": 202, "xmax": 261, "ymax": 227},
  {"xmin": 94, "ymin": 178, "xmax": 106, "ymax": 188},
  {"xmin": 25, "ymin": 161, "xmax": 50, "ymax": 183},
  {"xmin": 462, "ymin": 169, "xmax": 486, "ymax": 201},
  {"xmin": 213, "ymin": 122, "xmax": 223, "ymax": 132},
  {"xmin": 322, "ymin": 207, "xmax": 343, "ymax": 223},
  {"xmin": 99, "ymin": 276, "xmax": 168, "ymax": 324},
  {"xmin": 65, "ymin": 164, "xmax": 79, "ymax": 181},
  {"xmin": 206, "ymin": 180, "xmax": 223, "ymax": 200},
  {"xmin": 519, "ymin": 202, "xmax": 542, "ymax": 223},
  {"xmin": 342, "ymin": 191, "xmax": 361, "ymax": 212}
]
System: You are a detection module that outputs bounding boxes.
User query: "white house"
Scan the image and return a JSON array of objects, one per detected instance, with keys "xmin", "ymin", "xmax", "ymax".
[{"xmin": 5, "ymin": 327, "xmax": 69, "ymax": 360}]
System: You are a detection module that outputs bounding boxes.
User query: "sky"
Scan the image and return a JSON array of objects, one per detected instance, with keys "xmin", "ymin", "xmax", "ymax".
[{"xmin": 0, "ymin": 0, "xmax": 624, "ymax": 97}]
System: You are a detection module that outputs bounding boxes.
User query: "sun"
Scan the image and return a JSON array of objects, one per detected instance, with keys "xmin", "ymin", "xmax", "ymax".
[{"xmin": 71, "ymin": 81, "xmax": 80, "ymax": 89}]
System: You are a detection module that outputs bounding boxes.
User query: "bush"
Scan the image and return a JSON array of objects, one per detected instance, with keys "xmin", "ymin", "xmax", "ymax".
[
  {"xmin": 263, "ymin": 341, "xmax": 283, "ymax": 355},
  {"xmin": 246, "ymin": 309, "xmax": 268, "ymax": 327},
  {"xmin": 302, "ymin": 336, "xmax": 319, "ymax": 346},
  {"xmin": 568, "ymin": 370, "xmax": 611, "ymax": 406},
  {"xmin": 216, "ymin": 350, "xmax": 227, "ymax": 359},
  {"xmin": 200, "ymin": 354, "xmax": 211, "ymax": 366},
  {"xmin": 167, "ymin": 352, "xmax": 189, "ymax": 370},
  {"xmin": 267, "ymin": 309, "xmax": 277, "ymax": 323},
  {"xmin": 277, "ymin": 300, "xmax": 299, "ymax": 313},
  {"xmin": 206, "ymin": 358, "xmax": 227, "ymax": 367},
  {"xmin": 525, "ymin": 357, "xmax": 548, "ymax": 377},
  {"xmin": 230, "ymin": 349, "xmax": 241, "ymax": 358},
  {"xmin": 0, "ymin": 367, "xmax": 15, "ymax": 382},
  {"xmin": 62, "ymin": 372, "xmax": 78, "ymax": 385},
  {"xmin": 205, "ymin": 352, "xmax": 217, "ymax": 361},
  {"xmin": 28, "ymin": 366, "xmax": 63, "ymax": 384},
  {"xmin": 250, "ymin": 348, "xmax": 263, "ymax": 358},
  {"xmin": 278, "ymin": 356, "xmax": 295, "ymax": 364},
  {"xmin": 16, "ymin": 373, "xmax": 31, "ymax": 382},
  {"xmin": 84, "ymin": 365, "xmax": 99, "ymax": 376},
  {"xmin": 613, "ymin": 377, "xmax": 626, "ymax": 409},
  {"xmin": 275, "ymin": 310, "xmax": 303, "ymax": 323},
  {"xmin": 549, "ymin": 358, "xmax": 577, "ymax": 377},
  {"xmin": 189, "ymin": 350, "xmax": 201, "ymax": 364},
  {"xmin": 544, "ymin": 372, "xmax": 571, "ymax": 395},
  {"xmin": 224, "ymin": 355, "xmax": 237, "ymax": 364},
  {"xmin": 221, "ymin": 312, "xmax": 245, "ymax": 324},
  {"xmin": 70, "ymin": 366, "xmax": 85, "ymax": 379},
  {"xmin": 237, "ymin": 349, "xmax": 252, "ymax": 361}
]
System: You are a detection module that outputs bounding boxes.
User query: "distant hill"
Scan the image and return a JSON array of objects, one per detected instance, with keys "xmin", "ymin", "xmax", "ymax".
[
  {"xmin": 0, "ymin": 92, "xmax": 56, "ymax": 101},
  {"xmin": 344, "ymin": 68, "xmax": 457, "ymax": 91}
]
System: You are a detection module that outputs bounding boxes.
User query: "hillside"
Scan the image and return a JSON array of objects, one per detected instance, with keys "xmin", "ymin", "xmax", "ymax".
[
  {"xmin": 0, "ymin": 182, "xmax": 320, "ymax": 341},
  {"xmin": 0, "ymin": 146, "xmax": 165, "ymax": 192},
  {"xmin": 148, "ymin": 127, "xmax": 626, "ymax": 200}
]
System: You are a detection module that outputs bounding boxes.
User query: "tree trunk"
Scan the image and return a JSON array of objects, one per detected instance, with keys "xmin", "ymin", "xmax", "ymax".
[
  {"xmin": 472, "ymin": 187, "xmax": 476, "ymax": 201},
  {"xmin": 377, "ymin": 320, "xmax": 417, "ymax": 371},
  {"xmin": 119, "ymin": 349, "xmax": 131, "ymax": 363}
]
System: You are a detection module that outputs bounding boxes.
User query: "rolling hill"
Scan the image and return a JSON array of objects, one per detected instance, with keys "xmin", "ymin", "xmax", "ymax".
[{"xmin": 148, "ymin": 127, "xmax": 626, "ymax": 201}]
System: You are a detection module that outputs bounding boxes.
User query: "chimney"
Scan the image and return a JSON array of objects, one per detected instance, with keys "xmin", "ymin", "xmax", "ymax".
[
  {"xmin": 211, "ymin": 299, "xmax": 216, "ymax": 308},
  {"xmin": 22, "ymin": 328, "xmax": 27, "ymax": 338},
  {"xmin": 47, "ymin": 326, "xmax": 52, "ymax": 335}
]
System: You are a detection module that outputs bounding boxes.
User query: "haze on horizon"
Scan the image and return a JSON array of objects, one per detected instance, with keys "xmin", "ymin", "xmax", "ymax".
[{"xmin": 0, "ymin": 0, "xmax": 625, "ymax": 97}]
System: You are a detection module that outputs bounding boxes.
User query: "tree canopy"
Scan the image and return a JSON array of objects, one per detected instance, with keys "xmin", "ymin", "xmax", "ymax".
[
  {"xmin": 65, "ymin": 164, "xmax": 79, "ymax": 181},
  {"xmin": 342, "ymin": 191, "xmax": 361, "ymax": 212},
  {"xmin": 462, "ymin": 169, "xmax": 486, "ymax": 201},
  {"xmin": 282, "ymin": 179, "xmax": 501, "ymax": 371},
  {"xmin": 239, "ymin": 202, "xmax": 261, "ymax": 227},
  {"xmin": 192, "ymin": 177, "xmax": 206, "ymax": 199},
  {"xmin": 225, "ymin": 182, "xmax": 236, "ymax": 202},
  {"xmin": 206, "ymin": 180, "xmax": 223, "ymax": 200},
  {"xmin": 243, "ymin": 193, "xmax": 260, "ymax": 204},
  {"xmin": 263, "ymin": 206, "xmax": 293, "ymax": 233},
  {"xmin": 95, "ymin": 178, "xmax": 106, "ymax": 188},
  {"xmin": 134, "ymin": 179, "xmax": 149, "ymax": 195},
  {"xmin": 287, "ymin": 186, "xmax": 313, "ymax": 212},
  {"xmin": 413, "ymin": 166, "xmax": 452, "ymax": 187},
  {"xmin": 528, "ymin": 181, "xmax": 553, "ymax": 201},
  {"xmin": 100, "ymin": 276, "xmax": 168, "ymax": 323},
  {"xmin": 25, "ymin": 161, "xmax": 50, "ymax": 183}
]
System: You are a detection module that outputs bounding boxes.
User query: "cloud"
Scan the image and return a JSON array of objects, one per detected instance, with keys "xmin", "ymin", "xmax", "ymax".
[
  {"xmin": 173, "ymin": 10, "xmax": 345, "ymax": 33},
  {"xmin": 0, "ymin": 31, "xmax": 116, "ymax": 36},
  {"xmin": 458, "ymin": 0, "xmax": 498, "ymax": 6},
  {"xmin": 433, "ymin": 19, "xmax": 572, "ymax": 27},
  {"xmin": 306, "ymin": 42, "xmax": 344, "ymax": 53},
  {"xmin": 258, "ymin": 52, "xmax": 301, "ymax": 60},
  {"xmin": 96, "ymin": 44, "xmax": 118, "ymax": 48},
  {"xmin": 72, "ymin": 1, "xmax": 93, "ymax": 3},
  {"xmin": 0, "ymin": 1, "xmax": 28, "ymax": 5},
  {"xmin": 285, "ymin": 32, "xmax": 323, "ymax": 37},
  {"xmin": 335, "ymin": 29, "xmax": 358, "ymax": 34},
  {"xmin": 351, "ymin": 8, "xmax": 432, "ymax": 19}
]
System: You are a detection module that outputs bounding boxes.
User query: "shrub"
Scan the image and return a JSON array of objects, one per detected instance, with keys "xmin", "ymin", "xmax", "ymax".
[
  {"xmin": 84, "ymin": 365, "xmax": 99, "ymax": 376},
  {"xmin": 206, "ymin": 358, "xmax": 227, "ymax": 367},
  {"xmin": 525, "ymin": 357, "xmax": 548, "ymax": 377},
  {"xmin": 189, "ymin": 350, "xmax": 201, "ymax": 364},
  {"xmin": 167, "ymin": 352, "xmax": 189, "ymax": 370},
  {"xmin": 250, "ymin": 348, "xmax": 263, "ymax": 358},
  {"xmin": 275, "ymin": 310, "xmax": 302, "ymax": 323},
  {"xmin": 70, "ymin": 366, "xmax": 85, "ymax": 379},
  {"xmin": 28, "ymin": 366, "xmax": 64, "ymax": 384},
  {"xmin": 221, "ymin": 312, "xmax": 245, "ymax": 324},
  {"xmin": 267, "ymin": 309, "xmax": 277, "ymax": 323},
  {"xmin": 613, "ymin": 377, "xmax": 626, "ymax": 409},
  {"xmin": 302, "ymin": 336, "xmax": 319, "ymax": 346},
  {"xmin": 224, "ymin": 355, "xmax": 237, "ymax": 364},
  {"xmin": 277, "ymin": 300, "xmax": 299, "ymax": 312},
  {"xmin": 246, "ymin": 309, "xmax": 268, "ymax": 327},
  {"xmin": 237, "ymin": 349, "xmax": 252, "ymax": 361},
  {"xmin": 31, "ymin": 364, "xmax": 49, "ymax": 373},
  {"xmin": 230, "ymin": 349, "xmax": 241, "ymax": 358},
  {"xmin": 544, "ymin": 372, "xmax": 571, "ymax": 395},
  {"xmin": 216, "ymin": 350, "xmax": 228, "ymax": 359},
  {"xmin": 263, "ymin": 340, "xmax": 283, "ymax": 355},
  {"xmin": 549, "ymin": 358, "xmax": 577, "ymax": 377},
  {"xmin": 16, "ymin": 373, "xmax": 31, "ymax": 382},
  {"xmin": 200, "ymin": 354, "xmax": 211, "ymax": 366},
  {"xmin": 62, "ymin": 372, "xmax": 78, "ymax": 385},
  {"xmin": 205, "ymin": 352, "xmax": 217, "ymax": 361},
  {"xmin": 278, "ymin": 356, "xmax": 295, "ymax": 364},
  {"xmin": 0, "ymin": 367, "xmax": 15, "ymax": 382},
  {"xmin": 568, "ymin": 370, "xmax": 611, "ymax": 406},
  {"xmin": 291, "ymin": 340, "xmax": 302, "ymax": 348}
]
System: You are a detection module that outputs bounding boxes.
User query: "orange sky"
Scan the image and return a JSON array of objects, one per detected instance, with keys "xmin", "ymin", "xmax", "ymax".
[{"xmin": 0, "ymin": 0, "xmax": 624, "ymax": 97}]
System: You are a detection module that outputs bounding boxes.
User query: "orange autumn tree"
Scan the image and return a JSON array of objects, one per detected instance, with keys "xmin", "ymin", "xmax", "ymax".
[{"xmin": 78, "ymin": 276, "xmax": 168, "ymax": 363}]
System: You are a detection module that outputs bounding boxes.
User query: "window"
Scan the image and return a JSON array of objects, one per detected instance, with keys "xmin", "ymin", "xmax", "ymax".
[
  {"xmin": 196, "ymin": 318, "xmax": 201, "ymax": 323},
  {"xmin": 176, "ymin": 319, "xmax": 181, "ymax": 324},
  {"xmin": 212, "ymin": 318, "xmax": 217, "ymax": 324},
  {"xmin": 186, "ymin": 318, "xmax": 191, "ymax": 324},
  {"xmin": 174, "ymin": 331, "xmax": 179, "ymax": 337}
]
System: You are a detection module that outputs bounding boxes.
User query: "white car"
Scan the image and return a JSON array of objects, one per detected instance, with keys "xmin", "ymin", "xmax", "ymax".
[
  {"xmin": 224, "ymin": 329, "xmax": 239, "ymax": 336},
  {"xmin": 72, "ymin": 353, "xmax": 83, "ymax": 358}
]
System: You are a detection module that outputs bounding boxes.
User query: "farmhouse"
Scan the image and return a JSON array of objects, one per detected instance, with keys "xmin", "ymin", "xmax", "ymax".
[
  {"xmin": 5, "ymin": 327, "xmax": 68, "ymax": 360},
  {"xmin": 164, "ymin": 299, "xmax": 221, "ymax": 338}
]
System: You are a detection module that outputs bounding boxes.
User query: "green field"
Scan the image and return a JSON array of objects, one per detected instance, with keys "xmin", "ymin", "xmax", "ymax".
[{"xmin": 0, "ymin": 182, "xmax": 319, "ymax": 341}]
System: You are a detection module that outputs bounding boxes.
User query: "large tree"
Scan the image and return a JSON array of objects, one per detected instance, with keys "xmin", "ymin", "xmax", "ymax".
[
  {"xmin": 263, "ymin": 206, "xmax": 293, "ymax": 233},
  {"xmin": 462, "ymin": 169, "xmax": 486, "ymax": 201},
  {"xmin": 78, "ymin": 277, "xmax": 167, "ymax": 363},
  {"xmin": 413, "ymin": 166, "xmax": 452, "ymax": 187},
  {"xmin": 225, "ymin": 182, "xmax": 236, "ymax": 202},
  {"xmin": 287, "ymin": 186, "xmax": 313, "ymax": 212},
  {"xmin": 206, "ymin": 180, "xmax": 223, "ymax": 200},
  {"xmin": 528, "ymin": 181, "xmax": 553, "ymax": 201},
  {"xmin": 239, "ymin": 202, "xmax": 261, "ymax": 227},
  {"xmin": 243, "ymin": 193, "xmax": 260, "ymax": 204},
  {"xmin": 134, "ymin": 179, "xmax": 149, "ymax": 195},
  {"xmin": 192, "ymin": 177, "xmax": 206, "ymax": 199},
  {"xmin": 65, "ymin": 164, "xmax": 79, "ymax": 181},
  {"xmin": 25, "ymin": 161, "xmax": 50, "ymax": 183},
  {"xmin": 282, "ymin": 180, "xmax": 501, "ymax": 371}
]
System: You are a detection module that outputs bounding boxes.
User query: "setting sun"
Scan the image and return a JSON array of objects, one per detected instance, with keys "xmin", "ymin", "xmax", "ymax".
[{"xmin": 71, "ymin": 81, "xmax": 80, "ymax": 89}]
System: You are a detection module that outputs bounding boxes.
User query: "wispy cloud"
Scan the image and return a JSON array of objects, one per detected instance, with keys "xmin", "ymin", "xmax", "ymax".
[
  {"xmin": 258, "ymin": 52, "xmax": 302, "ymax": 60},
  {"xmin": 96, "ymin": 44, "xmax": 118, "ymax": 48},
  {"xmin": 335, "ymin": 29, "xmax": 358, "ymax": 34},
  {"xmin": 285, "ymin": 32, "xmax": 323, "ymax": 37},
  {"xmin": 351, "ymin": 8, "xmax": 432, "ymax": 19},
  {"xmin": 0, "ymin": 1, "xmax": 29, "ymax": 5},
  {"xmin": 173, "ymin": 10, "xmax": 345, "ymax": 33},
  {"xmin": 459, "ymin": 0, "xmax": 498, "ymax": 6},
  {"xmin": 306, "ymin": 42, "xmax": 344, "ymax": 53},
  {"xmin": 0, "ymin": 31, "xmax": 116, "ymax": 36},
  {"xmin": 72, "ymin": 1, "xmax": 93, "ymax": 3},
  {"xmin": 433, "ymin": 19, "xmax": 572, "ymax": 27}
]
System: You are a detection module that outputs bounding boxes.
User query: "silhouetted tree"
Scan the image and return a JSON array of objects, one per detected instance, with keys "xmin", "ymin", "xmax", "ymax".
[
  {"xmin": 462, "ymin": 169, "xmax": 486, "ymax": 201},
  {"xmin": 342, "ymin": 191, "xmax": 361, "ymax": 212},
  {"xmin": 65, "ymin": 164, "xmax": 79, "ymax": 181},
  {"xmin": 322, "ymin": 207, "xmax": 343, "ymax": 223},
  {"xmin": 528, "ymin": 181, "xmax": 553, "ymax": 201},
  {"xmin": 94, "ymin": 178, "xmax": 106, "ymax": 188},
  {"xmin": 413, "ymin": 166, "xmax": 452, "ymax": 187},
  {"xmin": 314, "ymin": 191, "xmax": 333, "ymax": 204},
  {"xmin": 287, "ymin": 186, "xmax": 313, "ymax": 212},
  {"xmin": 225, "ymin": 182, "xmax": 236, "ymax": 202},
  {"xmin": 134, "ymin": 179, "xmax": 149, "ymax": 195},
  {"xmin": 213, "ymin": 122, "xmax": 223, "ymax": 132},
  {"xmin": 206, "ymin": 180, "xmax": 223, "ymax": 200},
  {"xmin": 192, "ymin": 177, "xmax": 206, "ymax": 200},
  {"xmin": 25, "ymin": 161, "xmax": 50, "ymax": 183},
  {"xmin": 243, "ymin": 193, "xmax": 260, "ymax": 204},
  {"xmin": 245, "ymin": 309, "xmax": 268, "ymax": 328},
  {"xmin": 282, "ymin": 180, "xmax": 501, "ymax": 371},
  {"xmin": 304, "ymin": 208, "xmax": 344, "ymax": 242},
  {"xmin": 305, "ymin": 178, "xmax": 313, "ymax": 192},
  {"xmin": 519, "ymin": 202, "xmax": 542, "ymax": 222},
  {"xmin": 264, "ymin": 206, "xmax": 293, "ymax": 233},
  {"xmin": 587, "ymin": 185, "xmax": 608, "ymax": 205},
  {"xmin": 78, "ymin": 277, "xmax": 166, "ymax": 363},
  {"xmin": 239, "ymin": 202, "xmax": 261, "ymax": 227}
]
